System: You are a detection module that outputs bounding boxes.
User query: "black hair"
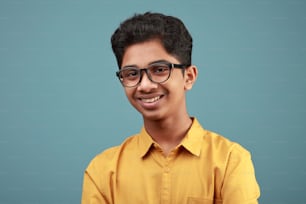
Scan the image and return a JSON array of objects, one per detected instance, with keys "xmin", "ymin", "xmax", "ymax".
[{"xmin": 111, "ymin": 12, "xmax": 193, "ymax": 68}]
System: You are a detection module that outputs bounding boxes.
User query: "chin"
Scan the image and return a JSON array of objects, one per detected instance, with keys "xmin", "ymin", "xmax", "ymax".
[
  {"xmin": 133, "ymin": 104, "xmax": 166, "ymax": 121},
  {"xmin": 143, "ymin": 112, "xmax": 169, "ymax": 122}
]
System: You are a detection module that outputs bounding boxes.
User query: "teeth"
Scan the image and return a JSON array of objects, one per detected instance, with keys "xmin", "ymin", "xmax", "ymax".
[{"xmin": 141, "ymin": 96, "xmax": 160, "ymax": 103}]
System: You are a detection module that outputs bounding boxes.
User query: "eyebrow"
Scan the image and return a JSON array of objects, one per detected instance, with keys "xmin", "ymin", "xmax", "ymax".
[{"xmin": 121, "ymin": 59, "xmax": 170, "ymax": 69}]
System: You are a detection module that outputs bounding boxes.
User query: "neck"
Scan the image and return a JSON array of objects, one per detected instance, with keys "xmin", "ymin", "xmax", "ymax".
[{"xmin": 143, "ymin": 114, "xmax": 193, "ymax": 155}]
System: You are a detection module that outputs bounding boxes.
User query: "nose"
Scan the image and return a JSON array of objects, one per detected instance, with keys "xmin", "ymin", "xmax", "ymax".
[{"xmin": 137, "ymin": 71, "xmax": 158, "ymax": 91}]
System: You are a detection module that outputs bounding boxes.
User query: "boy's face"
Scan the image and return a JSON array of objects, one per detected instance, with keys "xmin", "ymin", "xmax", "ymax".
[{"xmin": 120, "ymin": 39, "xmax": 195, "ymax": 121}]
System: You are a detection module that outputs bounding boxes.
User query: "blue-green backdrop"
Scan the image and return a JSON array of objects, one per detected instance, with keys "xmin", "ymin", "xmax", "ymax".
[{"xmin": 1, "ymin": 0, "xmax": 305, "ymax": 203}]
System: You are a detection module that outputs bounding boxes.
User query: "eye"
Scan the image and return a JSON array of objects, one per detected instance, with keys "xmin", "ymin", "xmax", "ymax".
[
  {"xmin": 121, "ymin": 68, "xmax": 139, "ymax": 79},
  {"xmin": 150, "ymin": 64, "xmax": 170, "ymax": 75}
]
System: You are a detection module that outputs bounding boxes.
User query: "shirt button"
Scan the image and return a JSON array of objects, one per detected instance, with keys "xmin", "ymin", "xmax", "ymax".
[{"xmin": 165, "ymin": 167, "xmax": 170, "ymax": 173}]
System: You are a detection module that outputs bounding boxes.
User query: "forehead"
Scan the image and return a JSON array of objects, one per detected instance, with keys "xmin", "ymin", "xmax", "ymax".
[{"xmin": 121, "ymin": 39, "xmax": 179, "ymax": 67}]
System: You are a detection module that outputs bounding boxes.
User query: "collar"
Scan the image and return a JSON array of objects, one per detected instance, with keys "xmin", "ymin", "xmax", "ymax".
[
  {"xmin": 138, "ymin": 118, "xmax": 206, "ymax": 158},
  {"xmin": 138, "ymin": 127, "xmax": 155, "ymax": 158},
  {"xmin": 180, "ymin": 118, "xmax": 205, "ymax": 157}
]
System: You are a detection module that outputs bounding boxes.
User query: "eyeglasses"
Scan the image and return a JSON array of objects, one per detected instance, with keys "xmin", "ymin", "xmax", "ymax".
[{"xmin": 116, "ymin": 62, "xmax": 188, "ymax": 87}]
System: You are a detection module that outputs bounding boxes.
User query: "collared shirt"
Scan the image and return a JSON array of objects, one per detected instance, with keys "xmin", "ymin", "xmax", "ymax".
[{"xmin": 82, "ymin": 118, "xmax": 260, "ymax": 204}]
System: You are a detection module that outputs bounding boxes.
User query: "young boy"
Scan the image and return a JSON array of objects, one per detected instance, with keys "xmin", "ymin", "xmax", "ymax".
[{"xmin": 81, "ymin": 12, "xmax": 260, "ymax": 204}]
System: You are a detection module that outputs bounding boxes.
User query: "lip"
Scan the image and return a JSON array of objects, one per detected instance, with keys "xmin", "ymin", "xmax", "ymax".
[{"xmin": 137, "ymin": 95, "xmax": 164, "ymax": 109}]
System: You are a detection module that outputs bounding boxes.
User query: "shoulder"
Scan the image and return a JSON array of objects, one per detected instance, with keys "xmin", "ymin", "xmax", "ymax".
[
  {"xmin": 85, "ymin": 135, "xmax": 138, "ymax": 174},
  {"xmin": 202, "ymin": 129, "xmax": 251, "ymax": 160},
  {"xmin": 191, "ymin": 118, "xmax": 250, "ymax": 156}
]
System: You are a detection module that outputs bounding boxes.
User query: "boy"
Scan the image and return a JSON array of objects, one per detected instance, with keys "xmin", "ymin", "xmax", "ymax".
[{"xmin": 81, "ymin": 12, "xmax": 260, "ymax": 204}]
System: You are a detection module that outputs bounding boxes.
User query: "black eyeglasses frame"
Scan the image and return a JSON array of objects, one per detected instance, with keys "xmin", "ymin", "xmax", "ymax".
[{"xmin": 116, "ymin": 62, "xmax": 189, "ymax": 88}]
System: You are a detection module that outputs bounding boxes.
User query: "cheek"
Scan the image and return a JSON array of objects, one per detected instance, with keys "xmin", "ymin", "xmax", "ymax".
[
  {"xmin": 170, "ymin": 76, "xmax": 186, "ymax": 91},
  {"xmin": 124, "ymin": 89, "xmax": 138, "ymax": 105},
  {"xmin": 166, "ymin": 83, "xmax": 186, "ymax": 103},
  {"xmin": 124, "ymin": 89, "xmax": 133, "ymax": 99}
]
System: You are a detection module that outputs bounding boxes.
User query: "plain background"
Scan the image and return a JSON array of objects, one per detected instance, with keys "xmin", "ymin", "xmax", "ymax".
[{"xmin": 1, "ymin": 0, "xmax": 305, "ymax": 203}]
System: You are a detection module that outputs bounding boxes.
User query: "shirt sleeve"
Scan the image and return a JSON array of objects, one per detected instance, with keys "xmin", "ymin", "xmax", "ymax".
[
  {"xmin": 81, "ymin": 171, "xmax": 109, "ymax": 204},
  {"xmin": 221, "ymin": 144, "xmax": 260, "ymax": 204}
]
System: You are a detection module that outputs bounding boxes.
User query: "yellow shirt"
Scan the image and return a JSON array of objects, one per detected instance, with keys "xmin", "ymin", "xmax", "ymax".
[{"xmin": 82, "ymin": 118, "xmax": 260, "ymax": 204}]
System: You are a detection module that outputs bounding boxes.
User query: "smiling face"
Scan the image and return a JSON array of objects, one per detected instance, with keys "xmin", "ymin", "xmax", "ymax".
[{"xmin": 121, "ymin": 39, "xmax": 197, "ymax": 122}]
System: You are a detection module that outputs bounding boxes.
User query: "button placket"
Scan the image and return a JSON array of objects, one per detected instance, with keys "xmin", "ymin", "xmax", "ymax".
[
  {"xmin": 161, "ymin": 151, "xmax": 176, "ymax": 203},
  {"xmin": 161, "ymin": 166, "xmax": 170, "ymax": 203}
]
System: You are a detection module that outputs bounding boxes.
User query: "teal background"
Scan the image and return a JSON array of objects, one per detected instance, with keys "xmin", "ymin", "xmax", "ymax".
[{"xmin": 0, "ymin": 0, "xmax": 305, "ymax": 203}]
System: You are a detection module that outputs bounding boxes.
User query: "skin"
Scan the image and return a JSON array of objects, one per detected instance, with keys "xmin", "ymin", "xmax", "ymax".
[{"xmin": 121, "ymin": 39, "xmax": 198, "ymax": 155}]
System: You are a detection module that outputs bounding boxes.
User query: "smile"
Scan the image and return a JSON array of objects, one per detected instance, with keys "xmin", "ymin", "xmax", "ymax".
[{"xmin": 140, "ymin": 96, "xmax": 161, "ymax": 103}]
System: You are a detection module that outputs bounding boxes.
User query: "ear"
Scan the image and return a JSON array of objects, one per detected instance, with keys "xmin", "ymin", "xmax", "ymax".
[{"xmin": 184, "ymin": 65, "xmax": 198, "ymax": 91}]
